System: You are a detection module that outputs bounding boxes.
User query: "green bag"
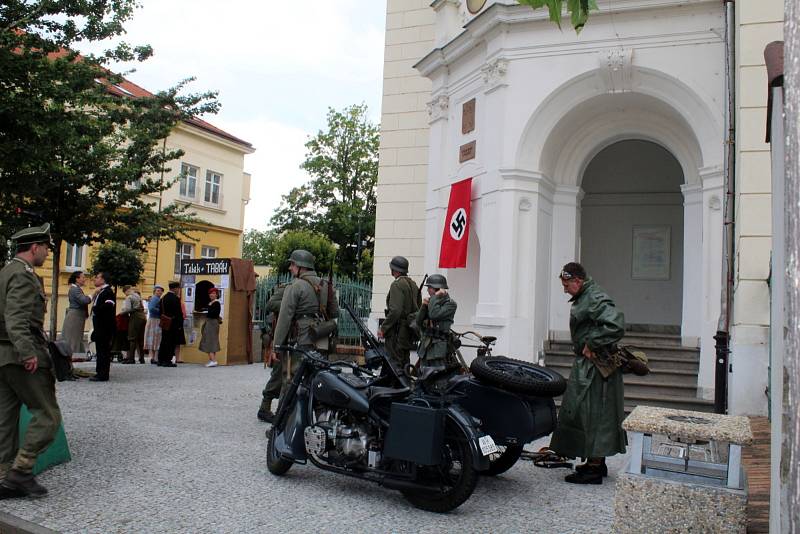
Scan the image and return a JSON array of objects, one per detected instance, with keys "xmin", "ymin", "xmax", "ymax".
[{"xmin": 19, "ymin": 405, "xmax": 71, "ymax": 475}]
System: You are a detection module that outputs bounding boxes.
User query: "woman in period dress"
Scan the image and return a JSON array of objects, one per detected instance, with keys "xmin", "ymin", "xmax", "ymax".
[
  {"xmin": 120, "ymin": 286, "xmax": 147, "ymax": 364},
  {"xmin": 62, "ymin": 271, "xmax": 92, "ymax": 355},
  {"xmin": 144, "ymin": 285, "xmax": 164, "ymax": 364},
  {"xmin": 198, "ymin": 287, "xmax": 221, "ymax": 367}
]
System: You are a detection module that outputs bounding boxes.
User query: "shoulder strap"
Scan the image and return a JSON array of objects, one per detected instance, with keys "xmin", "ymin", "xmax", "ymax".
[{"xmin": 298, "ymin": 275, "xmax": 327, "ymax": 319}]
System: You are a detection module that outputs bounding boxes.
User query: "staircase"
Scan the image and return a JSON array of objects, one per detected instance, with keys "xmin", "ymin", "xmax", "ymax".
[{"xmin": 544, "ymin": 331, "xmax": 714, "ymax": 413}]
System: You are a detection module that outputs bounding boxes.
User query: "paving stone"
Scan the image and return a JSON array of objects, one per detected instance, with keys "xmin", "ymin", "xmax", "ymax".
[{"xmin": 0, "ymin": 361, "xmax": 624, "ymax": 533}]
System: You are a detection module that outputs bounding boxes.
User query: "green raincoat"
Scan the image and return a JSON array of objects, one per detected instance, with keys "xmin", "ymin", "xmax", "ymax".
[{"xmin": 549, "ymin": 277, "xmax": 627, "ymax": 459}]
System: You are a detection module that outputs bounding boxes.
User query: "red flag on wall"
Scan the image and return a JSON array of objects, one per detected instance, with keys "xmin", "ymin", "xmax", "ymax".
[{"xmin": 439, "ymin": 178, "xmax": 472, "ymax": 268}]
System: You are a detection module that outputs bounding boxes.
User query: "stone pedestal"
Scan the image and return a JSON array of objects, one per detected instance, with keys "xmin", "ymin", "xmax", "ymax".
[{"xmin": 613, "ymin": 406, "xmax": 752, "ymax": 534}]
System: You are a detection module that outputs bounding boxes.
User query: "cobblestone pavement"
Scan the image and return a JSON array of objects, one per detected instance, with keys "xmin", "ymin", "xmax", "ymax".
[{"xmin": 0, "ymin": 362, "xmax": 627, "ymax": 533}]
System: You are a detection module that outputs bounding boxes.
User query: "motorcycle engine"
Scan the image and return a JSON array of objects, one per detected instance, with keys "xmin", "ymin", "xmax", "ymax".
[{"xmin": 314, "ymin": 409, "xmax": 370, "ymax": 461}]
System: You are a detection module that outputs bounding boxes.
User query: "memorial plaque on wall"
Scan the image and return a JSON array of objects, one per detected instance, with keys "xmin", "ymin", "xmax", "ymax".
[
  {"xmin": 459, "ymin": 140, "xmax": 476, "ymax": 163},
  {"xmin": 462, "ymin": 98, "xmax": 476, "ymax": 134}
]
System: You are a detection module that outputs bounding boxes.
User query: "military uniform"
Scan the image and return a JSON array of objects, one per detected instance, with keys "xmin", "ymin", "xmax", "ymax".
[
  {"xmin": 0, "ymin": 224, "xmax": 62, "ymax": 498},
  {"xmin": 382, "ymin": 257, "xmax": 420, "ymax": 371},
  {"xmin": 549, "ymin": 277, "xmax": 626, "ymax": 460},
  {"xmin": 272, "ymin": 251, "xmax": 338, "ymax": 395},
  {"xmin": 257, "ymin": 284, "xmax": 287, "ymax": 421},
  {"xmin": 415, "ymin": 275, "xmax": 457, "ymax": 369}
]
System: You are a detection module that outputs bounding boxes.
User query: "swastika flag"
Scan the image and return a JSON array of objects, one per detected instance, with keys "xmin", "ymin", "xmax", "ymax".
[{"xmin": 439, "ymin": 177, "xmax": 472, "ymax": 268}]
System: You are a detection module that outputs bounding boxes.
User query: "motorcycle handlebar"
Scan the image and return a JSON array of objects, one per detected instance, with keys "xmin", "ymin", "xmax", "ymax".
[{"xmin": 274, "ymin": 345, "xmax": 371, "ymax": 375}]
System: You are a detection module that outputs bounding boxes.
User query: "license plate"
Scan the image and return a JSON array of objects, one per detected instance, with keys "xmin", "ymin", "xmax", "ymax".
[{"xmin": 479, "ymin": 435, "xmax": 499, "ymax": 456}]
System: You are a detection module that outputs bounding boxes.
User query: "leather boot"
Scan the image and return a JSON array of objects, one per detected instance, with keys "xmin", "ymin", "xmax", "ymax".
[
  {"xmin": 575, "ymin": 461, "xmax": 608, "ymax": 477},
  {"xmin": 257, "ymin": 398, "xmax": 276, "ymax": 423},
  {"xmin": 1, "ymin": 469, "xmax": 48, "ymax": 497}
]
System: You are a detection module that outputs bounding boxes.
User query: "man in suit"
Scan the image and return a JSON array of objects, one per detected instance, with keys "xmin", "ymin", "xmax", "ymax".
[
  {"xmin": 157, "ymin": 281, "xmax": 182, "ymax": 367},
  {"xmin": 90, "ymin": 272, "xmax": 115, "ymax": 382},
  {"xmin": 0, "ymin": 223, "xmax": 63, "ymax": 498}
]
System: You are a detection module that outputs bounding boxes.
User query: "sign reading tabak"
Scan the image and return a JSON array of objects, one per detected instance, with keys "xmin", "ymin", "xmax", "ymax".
[{"xmin": 181, "ymin": 258, "xmax": 231, "ymax": 276}]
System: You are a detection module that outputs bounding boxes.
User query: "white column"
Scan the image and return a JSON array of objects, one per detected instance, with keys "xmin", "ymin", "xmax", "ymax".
[
  {"xmin": 548, "ymin": 185, "xmax": 583, "ymax": 341},
  {"xmin": 697, "ymin": 167, "xmax": 723, "ymax": 400},
  {"xmin": 680, "ymin": 183, "xmax": 703, "ymax": 346}
]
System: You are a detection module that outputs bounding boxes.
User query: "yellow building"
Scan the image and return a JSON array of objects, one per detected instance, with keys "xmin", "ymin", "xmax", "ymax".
[{"xmin": 40, "ymin": 78, "xmax": 254, "ymax": 346}]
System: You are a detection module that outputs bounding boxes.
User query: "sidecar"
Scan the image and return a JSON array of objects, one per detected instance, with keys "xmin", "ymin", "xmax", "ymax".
[{"xmin": 445, "ymin": 356, "xmax": 566, "ymax": 475}]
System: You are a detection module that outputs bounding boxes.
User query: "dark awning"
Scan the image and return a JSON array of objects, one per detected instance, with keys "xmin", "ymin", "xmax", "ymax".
[{"xmin": 764, "ymin": 41, "xmax": 784, "ymax": 142}]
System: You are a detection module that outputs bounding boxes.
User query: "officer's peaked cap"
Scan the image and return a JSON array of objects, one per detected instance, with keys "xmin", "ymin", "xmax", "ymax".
[{"xmin": 11, "ymin": 223, "xmax": 53, "ymax": 246}]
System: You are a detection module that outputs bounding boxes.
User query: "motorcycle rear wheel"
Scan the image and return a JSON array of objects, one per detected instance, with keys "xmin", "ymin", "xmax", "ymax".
[
  {"xmin": 402, "ymin": 420, "xmax": 479, "ymax": 513},
  {"xmin": 266, "ymin": 426, "xmax": 293, "ymax": 476},
  {"xmin": 470, "ymin": 356, "xmax": 567, "ymax": 397},
  {"xmin": 483, "ymin": 444, "xmax": 523, "ymax": 476}
]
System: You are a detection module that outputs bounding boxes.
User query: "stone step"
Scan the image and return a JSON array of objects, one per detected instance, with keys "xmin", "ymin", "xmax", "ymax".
[
  {"xmin": 546, "ymin": 361, "xmax": 699, "ymax": 387},
  {"xmin": 622, "ymin": 392, "xmax": 715, "ymax": 413},
  {"xmin": 621, "ymin": 332, "xmax": 684, "ymax": 347},
  {"xmin": 545, "ymin": 351, "xmax": 699, "ymax": 370},
  {"xmin": 555, "ymin": 393, "xmax": 715, "ymax": 414}
]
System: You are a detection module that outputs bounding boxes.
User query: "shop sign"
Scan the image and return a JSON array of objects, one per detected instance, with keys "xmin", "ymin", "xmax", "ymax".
[{"xmin": 180, "ymin": 258, "xmax": 231, "ymax": 276}]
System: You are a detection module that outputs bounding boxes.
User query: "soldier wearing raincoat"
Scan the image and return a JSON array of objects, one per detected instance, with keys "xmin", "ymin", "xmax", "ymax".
[{"xmin": 549, "ymin": 262, "xmax": 626, "ymax": 485}]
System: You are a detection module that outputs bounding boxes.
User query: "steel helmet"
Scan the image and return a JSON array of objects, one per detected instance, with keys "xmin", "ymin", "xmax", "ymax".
[
  {"xmin": 288, "ymin": 249, "xmax": 315, "ymax": 269},
  {"xmin": 389, "ymin": 256, "xmax": 409, "ymax": 274},
  {"xmin": 425, "ymin": 274, "xmax": 448, "ymax": 289}
]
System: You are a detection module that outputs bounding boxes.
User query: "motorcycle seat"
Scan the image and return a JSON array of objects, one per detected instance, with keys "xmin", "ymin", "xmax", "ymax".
[
  {"xmin": 368, "ymin": 386, "xmax": 410, "ymax": 402},
  {"xmin": 481, "ymin": 336, "xmax": 497, "ymax": 344}
]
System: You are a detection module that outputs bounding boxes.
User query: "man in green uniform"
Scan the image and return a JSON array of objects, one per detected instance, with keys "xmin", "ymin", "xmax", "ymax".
[
  {"xmin": 272, "ymin": 250, "xmax": 338, "ymax": 394},
  {"xmin": 0, "ymin": 223, "xmax": 63, "ymax": 498},
  {"xmin": 415, "ymin": 274, "xmax": 457, "ymax": 369},
  {"xmin": 377, "ymin": 256, "xmax": 419, "ymax": 372},
  {"xmin": 549, "ymin": 262, "xmax": 626, "ymax": 485},
  {"xmin": 257, "ymin": 283, "xmax": 287, "ymax": 423}
]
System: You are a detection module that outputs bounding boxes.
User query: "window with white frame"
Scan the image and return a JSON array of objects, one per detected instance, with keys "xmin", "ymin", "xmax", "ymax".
[
  {"xmin": 174, "ymin": 242, "xmax": 194, "ymax": 274},
  {"xmin": 64, "ymin": 243, "xmax": 85, "ymax": 270},
  {"xmin": 179, "ymin": 163, "xmax": 199, "ymax": 200},
  {"xmin": 201, "ymin": 246, "xmax": 218, "ymax": 259},
  {"xmin": 204, "ymin": 170, "xmax": 222, "ymax": 205}
]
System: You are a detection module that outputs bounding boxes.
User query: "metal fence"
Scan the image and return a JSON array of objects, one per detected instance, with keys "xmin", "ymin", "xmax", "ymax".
[{"xmin": 254, "ymin": 273, "xmax": 372, "ymax": 345}]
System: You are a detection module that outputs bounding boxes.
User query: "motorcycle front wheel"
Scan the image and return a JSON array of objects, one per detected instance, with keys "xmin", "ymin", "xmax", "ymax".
[
  {"xmin": 483, "ymin": 444, "xmax": 523, "ymax": 476},
  {"xmin": 266, "ymin": 426, "xmax": 293, "ymax": 476},
  {"xmin": 402, "ymin": 420, "xmax": 479, "ymax": 513}
]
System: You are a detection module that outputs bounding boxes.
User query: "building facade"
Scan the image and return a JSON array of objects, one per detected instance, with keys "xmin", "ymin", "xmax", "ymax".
[
  {"xmin": 372, "ymin": 0, "xmax": 782, "ymax": 416},
  {"xmin": 42, "ymin": 87, "xmax": 254, "ymax": 338}
]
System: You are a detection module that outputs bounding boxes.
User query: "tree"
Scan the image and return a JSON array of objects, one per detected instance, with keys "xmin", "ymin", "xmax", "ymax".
[
  {"xmin": 518, "ymin": 0, "xmax": 598, "ymax": 32},
  {"xmin": 90, "ymin": 242, "xmax": 144, "ymax": 292},
  {"xmin": 242, "ymin": 228, "xmax": 276, "ymax": 265},
  {"xmin": 263, "ymin": 230, "xmax": 338, "ymax": 276},
  {"xmin": 0, "ymin": 1, "xmax": 219, "ymax": 337},
  {"xmin": 270, "ymin": 104, "xmax": 378, "ymax": 280}
]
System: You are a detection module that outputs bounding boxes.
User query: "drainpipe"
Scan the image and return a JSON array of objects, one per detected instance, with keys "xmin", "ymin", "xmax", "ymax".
[{"xmin": 714, "ymin": 0, "xmax": 736, "ymax": 414}]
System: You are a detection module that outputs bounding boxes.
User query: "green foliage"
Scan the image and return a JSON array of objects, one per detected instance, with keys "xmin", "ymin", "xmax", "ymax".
[
  {"xmin": 242, "ymin": 228, "xmax": 275, "ymax": 265},
  {"xmin": 90, "ymin": 242, "xmax": 144, "ymax": 289},
  {"xmin": 262, "ymin": 230, "xmax": 338, "ymax": 276},
  {"xmin": 269, "ymin": 104, "xmax": 378, "ymax": 280},
  {"xmin": 0, "ymin": 1, "xmax": 219, "ymax": 251},
  {"xmin": 517, "ymin": 0, "xmax": 598, "ymax": 32},
  {"xmin": 0, "ymin": 0, "xmax": 219, "ymax": 335}
]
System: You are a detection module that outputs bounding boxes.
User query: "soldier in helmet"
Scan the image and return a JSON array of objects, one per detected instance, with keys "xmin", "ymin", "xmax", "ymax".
[
  {"xmin": 377, "ymin": 256, "xmax": 419, "ymax": 373},
  {"xmin": 257, "ymin": 282, "xmax": 288, "ymax": 423},
  {"xmin": 414, "ymin": 274, "xmax": 457, "ymax": 369},
  {"xmin": 0, "ymin": 223, "xmax": 63, "ymax": 498},
  {"xmin": 272, "ymin": 250, "xmax": 338, "ymax": 394}
]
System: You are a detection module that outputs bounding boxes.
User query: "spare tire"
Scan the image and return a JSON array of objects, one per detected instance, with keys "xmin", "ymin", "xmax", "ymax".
[{"xmin": 470, "ymin": 356, "xmax": 567, "ymax": 397}]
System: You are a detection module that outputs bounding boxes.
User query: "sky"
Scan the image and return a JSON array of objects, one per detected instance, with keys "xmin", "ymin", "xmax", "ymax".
[{"xmin": 76, "ymin": 0, "xmax": 386, "ymax": 231}]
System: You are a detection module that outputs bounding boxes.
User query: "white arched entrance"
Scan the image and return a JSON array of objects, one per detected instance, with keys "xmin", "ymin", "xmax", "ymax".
[{"xmin": 513, "ymin": 68, "xmax": 723, "ymax": 397}]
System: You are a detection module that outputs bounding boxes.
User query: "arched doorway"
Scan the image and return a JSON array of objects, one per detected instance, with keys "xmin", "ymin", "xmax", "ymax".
[{"xmin": 580, "ymin": 140, "xmax": 684, "ymax": 329}]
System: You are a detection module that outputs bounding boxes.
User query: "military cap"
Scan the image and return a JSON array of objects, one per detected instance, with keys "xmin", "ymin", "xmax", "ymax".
[
  {"xmin": 11, "ymin": 223, "xmax": 53, "ymax": 246},
  {"xmin": 389, "ymin": 256, "xmax": 409, "ymax": 274},
  {"xmin": 425, "ymin": 274, "xmax": 448, "ymax": 289},
  {"xmin": 288, "ymin": 249, "xmax": 315, "ymax": 269}
]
